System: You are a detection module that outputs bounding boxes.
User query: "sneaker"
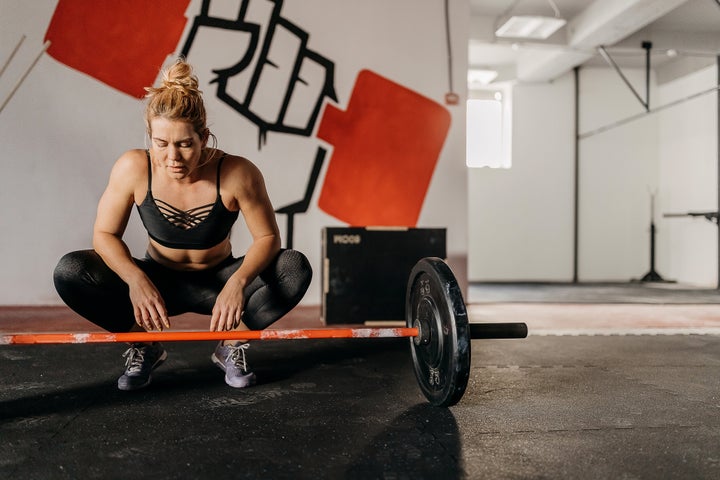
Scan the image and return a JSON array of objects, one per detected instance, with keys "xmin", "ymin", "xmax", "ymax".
[
  {"xmin": 211, "ymin": 342, "xmax": 257, "ymax": 388},
  {"xmin": 117, "ymin": 342, "xmax": 167, "ymax": 391}
]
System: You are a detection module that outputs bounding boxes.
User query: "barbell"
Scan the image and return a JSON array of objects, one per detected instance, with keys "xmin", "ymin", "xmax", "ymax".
[{"xmin": 0, "ymin": 257, "xmax": 527, "ymax": 407}]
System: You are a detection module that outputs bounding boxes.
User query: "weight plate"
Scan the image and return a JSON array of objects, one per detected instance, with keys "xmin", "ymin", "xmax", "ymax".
[{"xmin": 406, "ymin": 257, "xmax": 471, "ymax": 407}]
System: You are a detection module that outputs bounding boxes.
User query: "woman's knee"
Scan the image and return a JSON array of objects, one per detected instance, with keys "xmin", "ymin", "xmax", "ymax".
[
  {"xmin": 53, "ymin": 249, "xmax": 121, "ymax": 297},
  {"xmin": 276, "ymin": 249, "xmax": 313, "ymax": 298},
  {"xmin": 54, "ymin": 250, "xmax": 97, "ymax": 287}
]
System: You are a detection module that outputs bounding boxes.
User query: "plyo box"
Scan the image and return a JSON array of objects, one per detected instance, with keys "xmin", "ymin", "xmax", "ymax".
[{"xmin": 322, "ymin": 227, "xmax": 447, "ymax": 325}]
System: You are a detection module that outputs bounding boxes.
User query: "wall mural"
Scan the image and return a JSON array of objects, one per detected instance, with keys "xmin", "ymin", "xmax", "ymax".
[
  {"xmin": 44, "ymin": 0, "xmax": 451, "ymax": 249},
  {"xmin": 44, "ymin": 0, "xmax": 191, "ymax": 98}
]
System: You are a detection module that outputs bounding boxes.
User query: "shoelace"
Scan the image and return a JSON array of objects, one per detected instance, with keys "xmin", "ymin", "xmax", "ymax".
[
  {"xmin": 226, "ymin": 343, "xmax": 251, "ymax": 372},
  {"xmin": 122, "ymin": 345, "xmax": 147, "ymax": 374}
]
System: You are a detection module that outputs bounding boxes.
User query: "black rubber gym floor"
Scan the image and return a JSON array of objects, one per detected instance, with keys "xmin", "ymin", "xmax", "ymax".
[{"xmin": 2, "ymin": 331, "xmax": 719, "ymax": 479}]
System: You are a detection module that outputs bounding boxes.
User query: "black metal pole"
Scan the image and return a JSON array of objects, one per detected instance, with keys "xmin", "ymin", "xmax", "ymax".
[
  {"xmin": 642, "ymin": 41, "xmax": 652, "ymax": 111},
  {"xmin": 650, "ymin": 222, "xmax": 657, "ymax": 272},
  {"xmin": 573, "ymin": 66, "xmax": 580, "ymax": 283}
]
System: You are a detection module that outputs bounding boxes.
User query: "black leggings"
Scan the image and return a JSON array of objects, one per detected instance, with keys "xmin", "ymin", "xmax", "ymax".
[{"xmin": 53, "ymin": 249, "xmax": 312, "ymax": 333}]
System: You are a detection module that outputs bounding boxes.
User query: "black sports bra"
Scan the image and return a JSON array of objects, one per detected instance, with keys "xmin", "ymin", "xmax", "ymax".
[{"xmin": 136, "ymin": 151, "xmax": 239, "ymax": 250}]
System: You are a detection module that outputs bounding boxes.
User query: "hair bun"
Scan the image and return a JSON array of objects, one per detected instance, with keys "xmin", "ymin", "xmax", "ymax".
[{"xmin": 147, "ymin": 58, "xmax": 202, "ymax": 96}]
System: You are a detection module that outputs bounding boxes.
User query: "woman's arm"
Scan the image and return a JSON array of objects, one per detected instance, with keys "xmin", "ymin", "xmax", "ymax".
[
  {"xmin": 210, "ymin": 156, "xmax": 281, "ymax": 331},
  {"xmin": 93, "ymin": 151, "xmax": 170, "ymax": 331}
]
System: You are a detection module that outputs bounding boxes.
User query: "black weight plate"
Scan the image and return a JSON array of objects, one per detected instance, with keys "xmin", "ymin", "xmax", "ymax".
[{"xmin": 406, "ymin": 257, "xmax": 471, "ymax": 407}]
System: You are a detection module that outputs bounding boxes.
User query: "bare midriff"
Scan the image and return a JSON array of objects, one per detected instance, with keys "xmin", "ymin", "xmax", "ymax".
[{"xmin": 146, "ymin": 237, "xmax": 233, "ymax": 271}]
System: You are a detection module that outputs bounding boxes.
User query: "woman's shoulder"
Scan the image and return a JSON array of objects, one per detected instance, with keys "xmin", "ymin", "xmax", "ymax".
[
  {"xmin": 217, "ymin": 151, "xmax": 262, "ymax": 177},
  {"xmin": 109, "ymin": 149, "xmax": 148, "ymax": 184},
  {"xmin": 114, "ymin": 148, "xmax": 147, "ymax": 167},
  {"xmin": 215, "ymin": 151, "xmax": 266, "ymax": 197}
]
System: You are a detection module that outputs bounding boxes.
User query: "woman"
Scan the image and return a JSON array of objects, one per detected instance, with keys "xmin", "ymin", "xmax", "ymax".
[{"xmin": 54, "ymin": 59, "xmax": 312, "ymax": 391}]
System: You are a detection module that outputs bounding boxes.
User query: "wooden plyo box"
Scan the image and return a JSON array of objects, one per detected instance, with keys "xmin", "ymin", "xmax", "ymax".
[{"xmin": 322, "ymin": 227, "xmax": 446, "ymax": 325}]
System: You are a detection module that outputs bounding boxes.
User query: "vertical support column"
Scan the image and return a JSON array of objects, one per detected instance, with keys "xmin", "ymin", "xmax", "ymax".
[
  {"xmin": 573, "ymin": 66, "xmax": 580, "ymax": 283},
  {"xmin": 717, "ymin": 55, "xmax": 720, "ymax": 288}
]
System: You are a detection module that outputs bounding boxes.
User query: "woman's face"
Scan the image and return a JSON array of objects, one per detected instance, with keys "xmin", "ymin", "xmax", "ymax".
[{"xmin": 149, "ymin": 117, "xmax": 207, "ymax": 180}]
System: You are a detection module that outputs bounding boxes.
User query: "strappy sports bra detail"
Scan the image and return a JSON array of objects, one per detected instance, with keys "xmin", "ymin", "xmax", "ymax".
[
  {"xmin": 153, "ymin": 198, "xmax": 214, "ymax": 230},
  {"xmin": 136, "ymin": 150, "xmax": 239, "ymax": 250}
]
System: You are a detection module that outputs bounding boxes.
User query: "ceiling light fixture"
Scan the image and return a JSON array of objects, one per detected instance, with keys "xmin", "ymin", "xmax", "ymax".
[
  {"xmin": 495, "ymin": 0, "xmax": 566, "ymax": 40},
  {"xmin": 495, "ymin": 15, "xmax": 566, "ymax": 40}
]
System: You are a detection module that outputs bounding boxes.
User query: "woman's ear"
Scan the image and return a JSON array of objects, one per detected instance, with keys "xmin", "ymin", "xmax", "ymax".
[{"xmin": 201, "ymin": 128, "xmax": 210, "ymax": 147}]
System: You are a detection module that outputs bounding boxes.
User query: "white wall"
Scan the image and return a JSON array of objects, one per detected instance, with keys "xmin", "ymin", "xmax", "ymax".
[
  {"xmin": 468, "ymin": 74, "xmax": 576, "ymax": 281},
  {"xmin": 469, "ymin": 63, "xmax": 718, "ymax": 286},
  {"xmin": 578, "ymin": 68, "xmax": 659, "ymax": 281},
  {"xmin": 656, "ymin": 65, "xmax": 718, "ymax": 286},
  {"xmin": 0, "ymin": 0, "xmax": 470, "ymax": 305}
]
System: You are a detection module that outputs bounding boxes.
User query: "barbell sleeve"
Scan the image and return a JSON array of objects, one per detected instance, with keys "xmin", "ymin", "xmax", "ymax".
[{"xmin": 469, "ymin": 322, "xmax": 528, "ymax": 339}]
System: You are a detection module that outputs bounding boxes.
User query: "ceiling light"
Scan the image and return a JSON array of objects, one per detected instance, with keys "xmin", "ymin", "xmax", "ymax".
[
  {"xmin": 468, "ymin": 69, "xmax": 498, "ymax": 86},
  {"xmin": 495, "ymin": 16, "xmax": 566, "ymax": 40}
]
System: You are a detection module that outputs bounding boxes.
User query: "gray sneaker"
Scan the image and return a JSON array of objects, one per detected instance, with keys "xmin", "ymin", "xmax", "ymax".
[
  {"xmin": 211, "ymin": 342, "xmax": 256, "ymax": 388},
  {"xmin": 117, "ymin": 342, "xmax": 167, "ymax": 391}
]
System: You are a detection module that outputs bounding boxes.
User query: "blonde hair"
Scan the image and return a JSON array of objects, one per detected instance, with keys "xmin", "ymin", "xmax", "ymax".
[{"xmin": 144, "ymin": 59, "xmax": 208, "ymax": 138}]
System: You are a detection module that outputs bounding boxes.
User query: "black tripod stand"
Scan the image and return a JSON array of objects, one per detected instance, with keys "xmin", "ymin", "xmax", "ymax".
[{"xmin": 639, "ymin": 192, "xmax": 672, "ymax": 283}]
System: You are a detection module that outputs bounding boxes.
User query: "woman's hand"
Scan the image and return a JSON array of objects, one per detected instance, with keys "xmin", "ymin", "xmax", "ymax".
[
  {"xmin": 210, "ymin": 277, "xmax": 246, "ymax": 331},
  {"xmin": 128, "ymin": 277, "xmax": 170, "ymax": 331}
]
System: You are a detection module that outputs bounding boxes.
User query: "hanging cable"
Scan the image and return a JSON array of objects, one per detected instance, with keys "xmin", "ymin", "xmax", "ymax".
[{"xmin": 444, "ymin": 0, "xmax": 453, "ymax": 95}]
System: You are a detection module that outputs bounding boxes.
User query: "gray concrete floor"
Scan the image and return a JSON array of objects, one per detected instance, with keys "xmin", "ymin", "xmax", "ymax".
[{"xmin": 468, "ymin": 281, "xmax": 720, "ymax": 304}]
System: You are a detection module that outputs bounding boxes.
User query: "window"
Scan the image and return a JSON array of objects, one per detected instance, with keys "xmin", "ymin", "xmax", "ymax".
[{"xmin": 466, "ymin": 87, "xmax": 512, "ymax": 168}]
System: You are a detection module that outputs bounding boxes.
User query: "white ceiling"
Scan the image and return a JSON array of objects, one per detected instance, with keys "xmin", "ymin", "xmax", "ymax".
[{"xmin": 468, "ymin": 0, "xmax": 720, "ymax": 85}]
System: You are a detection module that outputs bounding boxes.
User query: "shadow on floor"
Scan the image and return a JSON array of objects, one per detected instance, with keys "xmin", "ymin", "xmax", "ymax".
[{"xmin": 345, "ymin": 403, "xmax": 463, "ymax": 479}]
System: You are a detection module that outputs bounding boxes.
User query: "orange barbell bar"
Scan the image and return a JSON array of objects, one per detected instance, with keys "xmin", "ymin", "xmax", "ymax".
[{"xmin": 0, "ymin": 327, "xmax": 419, "ymax": 345}]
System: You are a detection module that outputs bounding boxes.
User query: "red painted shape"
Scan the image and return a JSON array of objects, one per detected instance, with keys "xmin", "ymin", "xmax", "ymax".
[
  {"xmin": 317, "ymin": 69, "xmax": 451, "ymax": 226},
  {"xmin": 44, "ymin": 0, "xmax": 190, "ymax": 98}
]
